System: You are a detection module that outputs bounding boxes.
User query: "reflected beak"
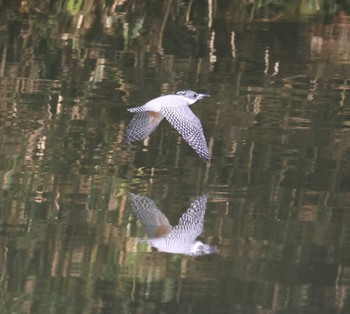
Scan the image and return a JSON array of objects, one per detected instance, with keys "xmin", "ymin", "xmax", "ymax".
[{"xmin": 198, "ymin": 93, "xmax": 210, "ymax": 99}]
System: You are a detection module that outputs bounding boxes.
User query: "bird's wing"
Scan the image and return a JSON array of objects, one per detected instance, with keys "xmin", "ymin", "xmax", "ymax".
[
  {"xmin": 127, "ymin": 193, "xmax": 172, "ymax": 238},
  {"xmin": 123, "ymin": 111, "xmax": 164, "ymax": 143},
  {"xmin": 161, "ymin": 105, "xmax": 210, "ymax": 162},
  {"xmin": 167, "ymin": 194, "xmax": 208, "ymax": 242}
]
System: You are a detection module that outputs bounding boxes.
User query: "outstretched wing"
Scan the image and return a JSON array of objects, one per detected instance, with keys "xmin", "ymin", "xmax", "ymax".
[
  {"xmin": 168, "ymin": 194, "xmax": 208, "ymax": 242},
  {"xmin": 127, "ymin": 193, "xmax": 172, "ymax": 238},
  {"xmin": 123, "ymin": 111, "xmax": 164, "ymax": 143},
  {"xmin": 161, "ymin": 105, "xmax": 210, "ymax": 162}
]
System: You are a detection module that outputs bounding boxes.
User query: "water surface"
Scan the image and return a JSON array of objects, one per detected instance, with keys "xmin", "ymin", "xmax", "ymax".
[{"xmin": 0, "ymin": 1, "xmax": 350, "ymax": 313}]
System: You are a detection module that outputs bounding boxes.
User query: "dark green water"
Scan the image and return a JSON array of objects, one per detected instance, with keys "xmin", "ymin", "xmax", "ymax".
[{"xmin": 1, "ymin": 1, "xmax": 350, "ymax": 313}]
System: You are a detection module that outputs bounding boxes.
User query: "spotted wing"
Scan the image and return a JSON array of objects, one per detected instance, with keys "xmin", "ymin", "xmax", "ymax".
[
  {"xmin": 161, "ymin": 105, "xmax": 210, "ymax": 162},
  {"xmin": 123, "ymin": 111, "xmax": 164, "ymax": 143},
  {"xmin": 128, "ymin": 193, "xmax": 172, "ymax": 238},
  {"xmin": 167, "ymin": 194, "xmax": 208, "ymax": 242}
]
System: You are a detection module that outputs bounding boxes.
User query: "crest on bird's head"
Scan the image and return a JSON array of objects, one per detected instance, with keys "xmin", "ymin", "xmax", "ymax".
[
  {"xmin": 176, "ymin": 90, "xmax": 210, "ymax": 101},
  {"xmin": 176, "ymin": 90, "xmax": 199, "ymax": 99}
]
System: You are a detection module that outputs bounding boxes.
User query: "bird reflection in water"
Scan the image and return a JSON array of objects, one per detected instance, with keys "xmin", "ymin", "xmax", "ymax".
[{"xmin": 128, "ymin": 193, "xmax": 217, "ymax": 256}]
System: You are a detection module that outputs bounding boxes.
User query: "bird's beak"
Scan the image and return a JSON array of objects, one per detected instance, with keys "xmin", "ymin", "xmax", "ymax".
[{"xmin": 198, "ymin": 93, "xmax": 210, "ymax": 99}]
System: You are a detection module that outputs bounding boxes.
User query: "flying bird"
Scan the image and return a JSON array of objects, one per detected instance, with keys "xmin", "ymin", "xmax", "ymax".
[
  {"xmin": 127, "ymin": 193, "xmax": 217, "ymax": 256},
  {"xmin": 123, "ymin": 90, "xmax": 211, "ymax": 162}
]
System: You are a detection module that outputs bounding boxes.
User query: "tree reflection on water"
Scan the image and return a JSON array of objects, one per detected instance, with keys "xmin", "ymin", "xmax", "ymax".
[{"xmin": 1, "ymin": 1, "xmax": 350, "ymax": 313}]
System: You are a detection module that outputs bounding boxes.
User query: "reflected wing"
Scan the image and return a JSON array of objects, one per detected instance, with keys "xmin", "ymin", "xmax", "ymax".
[
  {"xmin": 123, "ymin": 111, "xmax": 164, "ymax": 143},
  {"xmin": 168, "ymin": 194, "xmax": 208, "ymax": 242},
  {"xmin": 161, "ymin": 105, "xmax": 210, "ymax": 162},
  {"xmin": 127, "ymin": 193, "xmax": 172, "ymax": 238}
]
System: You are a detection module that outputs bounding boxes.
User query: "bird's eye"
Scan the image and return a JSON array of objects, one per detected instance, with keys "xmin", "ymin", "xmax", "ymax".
[{"xmin": 193, "ymin": 93, "xmax": 198, "ymax": 98}]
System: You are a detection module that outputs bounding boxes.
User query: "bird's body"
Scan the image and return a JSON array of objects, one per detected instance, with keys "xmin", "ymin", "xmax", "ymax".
[
  {"xmin": 123, "ymin": 90, "xmax": 210, "ymax": 162},
  {"xmin": 127, "ymin": 193, "xmax": 217, "ymax": 256}
]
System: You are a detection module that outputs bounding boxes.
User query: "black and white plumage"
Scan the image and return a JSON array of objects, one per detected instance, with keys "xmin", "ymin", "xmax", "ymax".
[
  {"xmin": 127, "ymin": 193, "xmax": 217, "ymax": 256},
  {"xmin": 123, "ymin": 90, "xmax": 211, "ymax": 162}
]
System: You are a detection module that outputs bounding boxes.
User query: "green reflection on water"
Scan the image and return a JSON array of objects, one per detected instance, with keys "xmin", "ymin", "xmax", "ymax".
[{"xmin": 1, "ymin": 1, "xmax": 350, "ymax": 313}]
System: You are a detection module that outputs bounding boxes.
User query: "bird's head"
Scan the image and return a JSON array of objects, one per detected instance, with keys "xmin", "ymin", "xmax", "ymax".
[
  {"xmin": 176, "ymin": 90, "xmax": 210, "ymax": 105},
  {"xmin": 189, "ymin": 241, "xmax": 218, "ymax": 256}
]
